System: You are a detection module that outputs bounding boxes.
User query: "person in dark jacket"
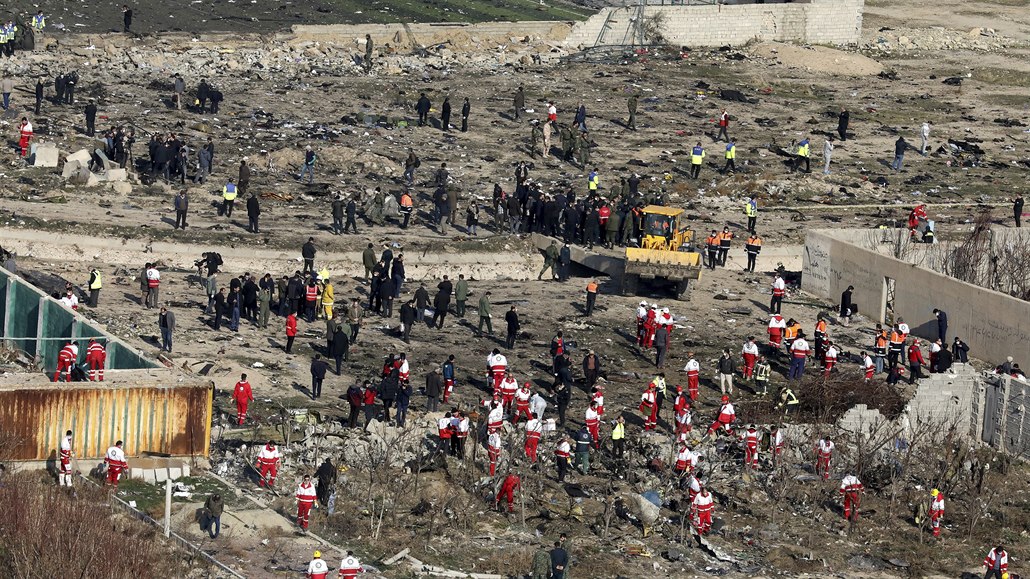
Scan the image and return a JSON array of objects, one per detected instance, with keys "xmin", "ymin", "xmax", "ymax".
[
  {"xmin": 345, "ymin": 196, "xmax": 359, "ymax": 233},
  {"xmin": 346, "ymin": 383, "xmax": 363, "ymax": 427},
  {"xmin": 554, "ymin": 381, "xmax": 571, "ymax": 427},
  {"xmin": 892, "ymin": 136, "xmax": 908, "ymax": 171},
  {"xmin": 173, "ymin": 191, "xmax": 189, "ymax": 230},
  {"xmin": 391, "ymin": 255, "xmax": 405, "ymax": 298},
  {"xmin": 85, "ymin": 100, "xmax": 98, "ymax": 137},
  {"xmin": 935, "ymin": 342, "xmax": 953, "ymax": 373},
  {"xmin": 197, "ymin": 79, "xmax": 210, "ymax": 113},
  {"xmin": 839, "ymin": 285, "xmax": 854, "ymax": 326},
  {"xmin": 653, "ymin": 325, "xmax": 669, "ymax": 368},
  {"xmin": 717, "ymin": 349, "xmax": 737, "ymax": 395},
  {"xmin": 242, "ymin": 275, "xmax": 258, "ymax": 321},
  {"xmin": 203, "ymin": 494, "xmax": 224, "ymax": 539},
  {"xmin": 550, "ymin": 541, "xmax": 569, "ymax": 579},
  {"xmin": 433, "ymin": 276, "xmax": 452, "ymax": 329},
  {"xmin": 441, "ymin": 97, "xmax": 452, "ymax": 132},
  {"xmin": 582, "ymin": 350, "xmax": 601, "ymax": 388},
  {"xmin": 425, "ymin": 368, "xmax": 444, "ymax": 412},
  {"xmin": 211, "ymin": 287, "xmax": 225, "ymax": 330},
  {"xmin": 287, "ymin": 272, "xmax": 303, "ymax": 316},
  {"xmin": 378, "ymin": 277, "xmax": 395, "ymax": 318},
  {"xmin": 416, "ymin": 93, "xmax": 431, "ymax": 127},
  {"xmin": 399, "ymin": 300, "xmax": 416, "ymax": 343},
  {"xmin": 395, "ymin": 380, "xmax": 412, "ymax": 427},
  {"xmin": 34, "ymin": 78, "xmax": 44, "ymax": 115},
  {"xmin": 331, "ymin": 195, "xmax": 345, "ymax": 235},
  {"xmin": 302, "ymin": 237, "xmax": 316, "ymax": 275},
  {"xmin": 837, "ymin": 107, "xmax": 849, "ymax": 141},
  {"xmin": 314, "ymin": 458, "xmax": 337, "ymax": 506},
  {"xmin": 504, "ymin": 305, "xmax": 520, "ymax": 349},
  {"xmin": 330, "ymin": 326, "xmax": 349, "ymax": 374},
  {"xmin": 414, "ymin": 283, "xmax": 430, "ymax": 323},
  {"xmin": 933, "ymin": 308, "xmax": 948, "ymax": 342},
  {"xmin": 247, "ymin": 193, "xmax": 260, "ymax": 233},
  {"xmin": 310, "ymin": 354, "xmax": 329, "ymax": 399},
  {"xmin": 379, "ymin": 363, "xmax": 400, "ymax": 422},
  {"xmin": 461, "ymin": 97, "xmax": 470, "ymax": 132},
  {"xmin": 952, "ymin": 337, "xmax": 970, "ymax": 363}
]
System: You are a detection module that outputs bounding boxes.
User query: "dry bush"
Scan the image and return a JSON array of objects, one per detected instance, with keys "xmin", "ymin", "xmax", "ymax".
[
  {"xmin": 927, "ymin": 210, "xmax": 1030, "ymax": 301},
  {"xmin": 797, "ymin": 374, "xmax": 906, "ymax": 423},
  {"xmin": 0, "ymin": 473, "xmax": 184, "ymax": 579}
]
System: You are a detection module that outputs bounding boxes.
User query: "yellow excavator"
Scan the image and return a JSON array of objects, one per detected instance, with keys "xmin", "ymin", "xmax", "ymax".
[{"xmin": 623, "ymin": 205, "xmax": 703, "ymax": 300}]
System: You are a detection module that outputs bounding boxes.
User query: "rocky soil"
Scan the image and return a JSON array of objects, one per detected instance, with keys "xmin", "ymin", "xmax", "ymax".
[{"xmin": 2, "ymin": 0, "xmax": 1030, "ymax": 575}]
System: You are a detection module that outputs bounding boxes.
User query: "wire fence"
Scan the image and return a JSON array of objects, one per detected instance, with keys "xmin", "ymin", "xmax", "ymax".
[{"xmin": 78, "ymin": 474, "xmax": 247, "ymax": 579}]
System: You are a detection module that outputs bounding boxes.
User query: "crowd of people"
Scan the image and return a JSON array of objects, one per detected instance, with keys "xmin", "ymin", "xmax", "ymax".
[{"xmin": 10, "ymin": 25, "xmax": 1023, "ymax": 577}]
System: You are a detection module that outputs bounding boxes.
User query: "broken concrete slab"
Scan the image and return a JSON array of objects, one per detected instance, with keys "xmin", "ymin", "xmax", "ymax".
[
  {"xmin": 62, "ymin": 160, "xmax": 83, "ymax": 179},
  {"xmin": 111, "ymin": 181, "xmax": 133, "ymax": 194},
  {"xmin": 95, "ymin": 149, "xmax": 116, "ymax": 171},
  {"xmin": 33, "ymin": 144, "xmax": 60, "ymax": 167},
  {"xmin": 104, "ymin": 168, "xmax": 128, "ymax": 182},
  {"xmin": 66, "ymin": 149, "xmax": 91, "ymax": 165}
]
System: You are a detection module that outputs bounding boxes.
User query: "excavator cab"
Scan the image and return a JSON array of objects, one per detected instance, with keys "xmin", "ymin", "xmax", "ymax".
[{"xmin": 640, "ymin": 206, "xmax": 691, "ymax": 251}]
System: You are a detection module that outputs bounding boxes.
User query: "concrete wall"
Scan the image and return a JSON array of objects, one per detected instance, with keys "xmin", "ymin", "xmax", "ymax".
[
  {"xmin": 0, "ymin": 266, "xmax": 158, "ymax": 374},
  {"xmin": 803, "ymin": 230, "xmax": 1030, "ymax": 368},
  {"xmin": 565, "ymin": 0, "xmax": 863, "ymax": 49},
  {"xmin": 289, "ymin": 21, "xmax": 572, "ymax": 49},
  {"xmin": 978, "ymin": 374, "xmax": 1030, "ymax": 455}
]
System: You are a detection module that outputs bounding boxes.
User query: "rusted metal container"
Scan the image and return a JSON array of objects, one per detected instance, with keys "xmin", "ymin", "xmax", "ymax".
[{"xmin": 0, "ymin": 381, "xmax": 213, "ymax": 460}]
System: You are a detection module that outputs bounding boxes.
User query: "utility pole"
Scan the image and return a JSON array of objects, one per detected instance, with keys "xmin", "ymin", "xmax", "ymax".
[{"xmin": 164, "ymin": 478, "xmax": 172, "ymax": 537}]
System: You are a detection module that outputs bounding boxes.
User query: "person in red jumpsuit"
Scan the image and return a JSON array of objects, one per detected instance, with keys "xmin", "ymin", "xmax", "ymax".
[
  {"xmin": 86, "ymin": 338, "xmax": 106, "ymax": 381},
  {"xmin": 495, "ymin": 473, "xmax": 521, "ymax": 512},
  {"xmin": 232, "ymin": 373, "xmax": 254, "ymax": 425},
  {"xmin": 53, "ymin": 341, "xmax": 79, "ymax": 382}
]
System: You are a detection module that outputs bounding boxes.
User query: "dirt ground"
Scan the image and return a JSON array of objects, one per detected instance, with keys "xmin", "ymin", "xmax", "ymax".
[{"xmin": 2, "ymin": 0, "xmax": 1030, "ymax": 574}]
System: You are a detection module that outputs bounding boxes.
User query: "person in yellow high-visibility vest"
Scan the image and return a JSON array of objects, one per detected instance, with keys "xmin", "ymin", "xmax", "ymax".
[
  {"xmin": 588, "ymin": 168, "xmax": 599, "ymax": 192},
  {"xmin": 794, "ymin": 137, "xmax": 811, "ymax": 173},
  {"xmin": 723, "ymin": 141, "xmax": 736, "ymax": 173},
  {"xmin": 31, "ymin": 12, "xmax": 46, "ymax": 41},
  {"xmin": 690, "ymin": 142, "xmax": 705, "ymax": 179},
  {"xmin": 221, "ymin": 178, "xmax": 238, "ymax": 217}
]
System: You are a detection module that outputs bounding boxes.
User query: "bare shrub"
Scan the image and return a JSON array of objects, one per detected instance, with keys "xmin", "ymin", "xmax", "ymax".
[{"xmin": 0, "ymin": 472, "xmax": 186, "ymax": 579}]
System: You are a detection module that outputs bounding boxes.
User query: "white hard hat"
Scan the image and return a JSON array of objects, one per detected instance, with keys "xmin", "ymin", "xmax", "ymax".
[
  {"xmin": 662, "ymin": 307, "xmax": 670, "ymax": 314},
  {"xmin": 650, "ymin": 303, "xmax": 658, "ymax": 309},
  {"xmin": 639, "ymin": 301, "xmax": 647, "ymax": 306}
]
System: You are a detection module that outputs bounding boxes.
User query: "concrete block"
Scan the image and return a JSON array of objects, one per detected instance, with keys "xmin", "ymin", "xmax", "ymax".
[
  {"xmin": 182, "ymin": 463, "xmax": 191, "ymax": 477},
  {"xmin": 110, "ymin": 181, "xmax": 133, "ymax": 194},
  {"xmin": 85, "ymin": 171, "xmax": 101, "ymax": 187},
  {"xmin": 95, "ymin": 149, "xmax": 116, "ymax": 171},
  {"xmin": 62, "ymin": 160, "xmax": 83, "ymax": 179},
  {"xmin": 130, "ymin": 467, "xmax": 144, "ymax": 480},
  {"xmin": 142, "ymin": 469, "xmax": 157, "ymax": 484},
  {"xmin": 33, "ymin": 145, "xmax": 59, "ymax": 167},
  {"xmin": 154, "ymin": 468, "xmax": 168, "ymax": 483},
  {"xmin": 104, "ymin": 168, "xmax": 128, "ymax": 182},
  {"xmin": 66, "ymin": 149, "xmax": 91, "ymax": 165},
  {"xmin": 168, "ymin": 467, "xmax": 182, "ymax": 480}
]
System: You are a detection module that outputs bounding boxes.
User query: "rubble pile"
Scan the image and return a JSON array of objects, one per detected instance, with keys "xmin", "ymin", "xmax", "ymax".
[
  {"xmin": 864, "ymin": 26, "xmax": 1027, "ymax": 52},
  {"xmin": 34, "ymin": 31, "xmax": 569, "ymax": 80}
]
